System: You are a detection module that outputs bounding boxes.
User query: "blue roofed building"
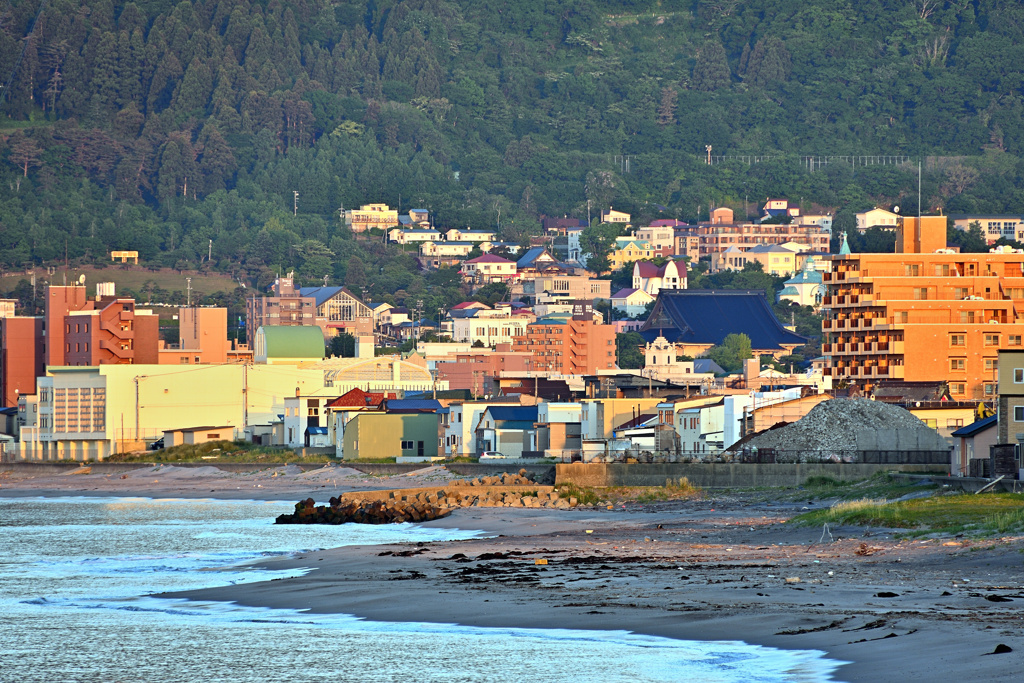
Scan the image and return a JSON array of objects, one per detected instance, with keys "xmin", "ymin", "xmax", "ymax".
[
  {"xmin": 639, "ymin": 290, "xmax": 807, "ymax": 358},
  {"xmin": 475, "ymin": 405, "xmax": 540, "ymax": 457},
  {"xmin": 777, "ymin": 257, "xmax": 825, "ymax": 308},
  {"xmin": 298, "ymin": 286, "xmax": 374, "ymax": 337}
]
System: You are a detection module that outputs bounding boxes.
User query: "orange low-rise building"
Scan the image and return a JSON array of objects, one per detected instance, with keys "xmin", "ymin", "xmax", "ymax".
[
  {"xmin": 824, "ymin": 215, "xmax": 1024, "ymax": 399},
  {"xmin": 513, "ymin": 316, "xmax": 617, "ymax": 376},
  {"xmin": 0, "ymin": 316, "xmax": 44, "ymax": 406}
]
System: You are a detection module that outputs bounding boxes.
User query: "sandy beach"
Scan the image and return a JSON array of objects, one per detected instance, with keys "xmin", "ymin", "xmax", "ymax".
[{"xmin": 3, "ymin": 463, "xmax": 1023, "ymax": 682}]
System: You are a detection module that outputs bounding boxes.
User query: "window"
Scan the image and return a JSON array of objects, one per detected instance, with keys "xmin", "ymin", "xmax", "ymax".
[
  {"xmin": 984, "ymin": 334, "xmax": 1000, "ymax": 346},
  {"xmin": 950, "ymin": 334, "xmax": 966, "ymax": 347},
  {"xmin": 950, "ymin": 383, "xmax": 965, "ymax": 395},
  {"xmin": 984, "ymin": 383, "xmax": 996, "ymax": 396},
  {"xmin": 904, "ymin": 264, "xmax": 920, "ymax": 276},
  {"xmin": 1016, "ymin": 406, "xmax": 1024, "ymax": 422},
  {"xmin": 895, "ymin": 311, "xmax": 909, "ymax": 323},
  {"xmin": 950, "ymin": 358, "xmax": 965, "ymax": 371},
  {"xmin": 1011, "ymin": 335, "xmax": 1022, "ymax": 346},
  {"xmin": 947, "ymin": 418, "xmax": 964, "ymax": 428},
  {"xmin": 401, "ymin": 440, "xmax": 414, "ymax": 450},
  {"xmin": 913, "ymin": 288, "xmax": 928, "ymax": 300},
  {"xmin": 954, "ymin": 287, "xmax": 969, "ymax": 299},
  {"xmin": 959, "ymin": 311, "xmax": 976, "ymax": 324},
  {"xmin": 985, "ymin": 358, "xmax": 998, "ymax": 371}
]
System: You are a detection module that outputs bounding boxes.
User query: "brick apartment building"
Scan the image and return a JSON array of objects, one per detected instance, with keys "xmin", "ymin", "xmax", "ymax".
[
  {"xmin": 513, "ymin": 316, "xmax": 617, "ymax": 375},
  {"xmin": 673, "ymin": 207, "xmax": 830, "ymax": 261},
  {"xmin": 824, "ymin": 215, "xmax": 1024, "ymax": 399},
  {"xmin": 433, "ymin": 346, "xmax": 536, "ymax": 397},
  {"xmin": 64, "ymin": 298, "xmax": 160, "ymax": 365}
]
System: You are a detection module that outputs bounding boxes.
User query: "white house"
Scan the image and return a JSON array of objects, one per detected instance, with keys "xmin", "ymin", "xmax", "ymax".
[
  {"xmin": 611, "ymin": 288, "xmax": 654, "ymax": 317},
  {"xmin": 446, "ymin": 228, "xmax": 496, "ymax": 243},
  {"xmin": 388, "ymin": 228, "xmax": 441, "ymax": 244},
  {"xmin": 856, "ymin": 208, "xmax": 899, "ymax": 232},
  {"xmin": 460, "ymin": 254, "xmax": 517, "ymax": 283},
  {"xmin": 600, "ymin": 208, "xmax": 631, "ymax": 224},
  {"xmin": 632, "ymin": 259, "xmax": 687, "ymax": 296},
  {"xmin": 451, "ymin": 309, "xmax": 529, "ymax": 347},
  {"xmin": 675, "ymin": 400, "xmax": 725, "ymax": 453}
]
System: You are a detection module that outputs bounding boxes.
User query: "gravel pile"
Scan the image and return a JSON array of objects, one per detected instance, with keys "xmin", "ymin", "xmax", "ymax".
[{"xmin": 740, "ymin": 398, "xmax": 945, "ymax": 453}]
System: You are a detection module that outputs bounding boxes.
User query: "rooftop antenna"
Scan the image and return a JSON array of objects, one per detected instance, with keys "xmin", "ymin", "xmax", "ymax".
[
  {"xmin": 186, "ymin": 277, "xmax": 192, "ymax": 306},
  {"xmin": 917, "ymin": 160, "xmax": 922, "ymax": 217}
]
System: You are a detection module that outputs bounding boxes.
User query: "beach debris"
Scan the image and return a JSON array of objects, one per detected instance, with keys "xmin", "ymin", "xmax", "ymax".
[
  {"xmin": 986, "ymin": 644, "xmax": 1013, "ymax": 655},
  {"xmin": 855, "ymin": 542, "xmax": 883, "ymax": 556},
  {"xmin": 535, "ymin": 559, "xmax": 548, "ymax": 565},
  {"xmin": 785, "ymin": 577, "xmax": 801, "ymax": 583}
]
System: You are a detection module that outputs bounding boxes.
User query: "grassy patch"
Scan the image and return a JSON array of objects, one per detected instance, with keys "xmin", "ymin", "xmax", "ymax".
[
  {"xmin": 556, "ymin": 483, "xmax": 602, "ymax": 506},
  {"xmin": 106, "ymin": 440, "xmax": 333, "ymax": 464},
  {"xmin": 790, "ymin": 493, "xmax": 1024, "ymax": 536}
]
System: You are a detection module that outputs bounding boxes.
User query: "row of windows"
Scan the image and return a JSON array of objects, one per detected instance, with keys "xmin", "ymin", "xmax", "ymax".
[{"xmin": 950, "ymin": 358, "xmax": 997, "ymax": 371}]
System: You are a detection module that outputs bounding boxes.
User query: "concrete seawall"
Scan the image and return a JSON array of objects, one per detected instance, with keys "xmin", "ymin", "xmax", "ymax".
[{"xmin": 555, "ymin": 463, "xmax": 947, "ymax": 488}]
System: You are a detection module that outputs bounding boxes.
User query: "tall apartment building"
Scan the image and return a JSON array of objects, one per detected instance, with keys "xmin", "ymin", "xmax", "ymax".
[
  {"xmin": 512, "ymin": 316, "xmax": 616, "ymax": 376},
  {"xmin": 672, "ymin": 207, "xmax": 830, "ymax": 261},
  {"xmin": 824, "ymin": 215, "xmax": 1024, "ymax": 399},
  {"xmin": 0, "ymin": 316, "xmax": 44, "ymax": 406},
  {"xmin": 245, "ymin": 277, "xmax": 316, "ymax": 331}
]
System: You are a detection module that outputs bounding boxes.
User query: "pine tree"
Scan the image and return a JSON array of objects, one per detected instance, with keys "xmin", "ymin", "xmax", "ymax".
[
  {"xmin": 8, "ymin": 134, "xmax": 43, "ymax": 177},
  {"xmin": 197, "ymin": 123, "xmax": 237, "ymax": 193},
  {"xmin": 692, "ymin": 40, "xmax": 731, "ymax": 92},
  {"xmin": 743, "ymin": 37, "xmax": 791, "ymax": 88}
]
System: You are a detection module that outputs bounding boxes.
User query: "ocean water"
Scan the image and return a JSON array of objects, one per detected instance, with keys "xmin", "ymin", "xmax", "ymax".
[{"xmin": 0, "ymin": 497, "xmax": 846, "ymax": 682}]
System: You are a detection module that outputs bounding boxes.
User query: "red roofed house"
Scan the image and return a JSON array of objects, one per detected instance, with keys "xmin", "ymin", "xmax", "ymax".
[
  {"xmin": 325, "ymin": 388, "xmax": 396, "ymax": 457},
  {"xmin": 632, "ymin": 259, "xmax": 687, "ymax": 297},
  {"xmin": 460, "ymin": 253, "xmax": 517, "ymax": 284}
]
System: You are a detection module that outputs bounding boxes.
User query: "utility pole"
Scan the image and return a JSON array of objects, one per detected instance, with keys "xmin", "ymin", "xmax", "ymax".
[
  {"xmin": 186, "ymin": 277, "xmax": 192, "ymax": 307},
  {"xmin": 293, "ymin": 190, "xmax": 299, "ymax": 216},
  {"xmin": 705, "ymin": 144, "xmax": 712, "ymax": 165},
  {"xmin": 208, "ymin": 239, "xmax": 212, "ymax": 263}
]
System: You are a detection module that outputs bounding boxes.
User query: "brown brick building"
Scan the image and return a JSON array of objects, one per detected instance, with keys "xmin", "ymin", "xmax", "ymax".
[{"xmin": 513, "ymin": 317, "xmax": 617, "ymax": 375}]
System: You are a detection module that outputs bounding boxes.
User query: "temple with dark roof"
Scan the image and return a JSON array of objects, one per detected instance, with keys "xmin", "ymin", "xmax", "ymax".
[{"xmin": 639, "ymin": 290, "xmax": 807, "ymax": 357}]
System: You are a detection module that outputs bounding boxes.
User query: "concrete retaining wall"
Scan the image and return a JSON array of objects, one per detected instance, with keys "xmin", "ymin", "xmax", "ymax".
[{"xmin": 556, "ymin": 462, "xmax": 947, "ymax": 488}]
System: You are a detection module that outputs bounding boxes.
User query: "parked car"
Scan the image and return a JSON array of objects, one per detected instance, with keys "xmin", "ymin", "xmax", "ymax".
[
  {"xmin": 478, "ymin": 451, "xmax": 508, "ymax": 460},
  {"xmin": 148, "ymin": 438, "xmax": 164, "ymax": 451}
]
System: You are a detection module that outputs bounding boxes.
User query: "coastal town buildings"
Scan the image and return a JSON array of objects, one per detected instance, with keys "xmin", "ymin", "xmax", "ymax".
[{"xmin": 671, "ymin": 208, "xmax": 830, "ymax": 262}]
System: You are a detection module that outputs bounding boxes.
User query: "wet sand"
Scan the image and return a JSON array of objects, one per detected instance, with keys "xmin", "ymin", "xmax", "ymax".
[{"xmin": 4, "ymin": 465, "xmax": 1023, "ymax": 681}]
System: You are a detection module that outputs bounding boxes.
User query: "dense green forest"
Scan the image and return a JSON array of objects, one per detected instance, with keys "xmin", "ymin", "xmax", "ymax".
[{"xmin": 2, "ymin": 0, "xmax": 1024, "ymax": 315}]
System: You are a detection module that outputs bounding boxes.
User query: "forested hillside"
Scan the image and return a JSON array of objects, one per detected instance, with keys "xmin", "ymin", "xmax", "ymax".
[{"xmin": 2, "ymin": 0, "xmax": 1024, "ymax": 306}]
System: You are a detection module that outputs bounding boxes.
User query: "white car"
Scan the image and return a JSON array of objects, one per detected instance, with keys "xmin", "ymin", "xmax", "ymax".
[{"xmin": 478, "ymin": 451, "xmax": 509, "ymax": 460}]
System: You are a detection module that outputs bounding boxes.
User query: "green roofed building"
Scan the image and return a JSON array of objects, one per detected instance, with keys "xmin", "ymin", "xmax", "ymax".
[{"xmin": 254, "ymin": 326, "xmax": 325, "ymax": 364}]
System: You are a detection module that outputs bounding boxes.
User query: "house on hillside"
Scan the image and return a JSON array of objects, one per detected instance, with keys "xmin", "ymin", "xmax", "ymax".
[
  {"xmin": 611, "ymin": 288, "xmax": 654, "ymax": 317},
  {"xmin": 461, "ymin": 253, "xmax": 517, "ymax": 284},
  {"xmin": 855, "ymin": 208, "xmax": 899, "ymax": 232},
  {"xmin": 632, "ymin": 259, "xmax": 687, "ymax": 296}
]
